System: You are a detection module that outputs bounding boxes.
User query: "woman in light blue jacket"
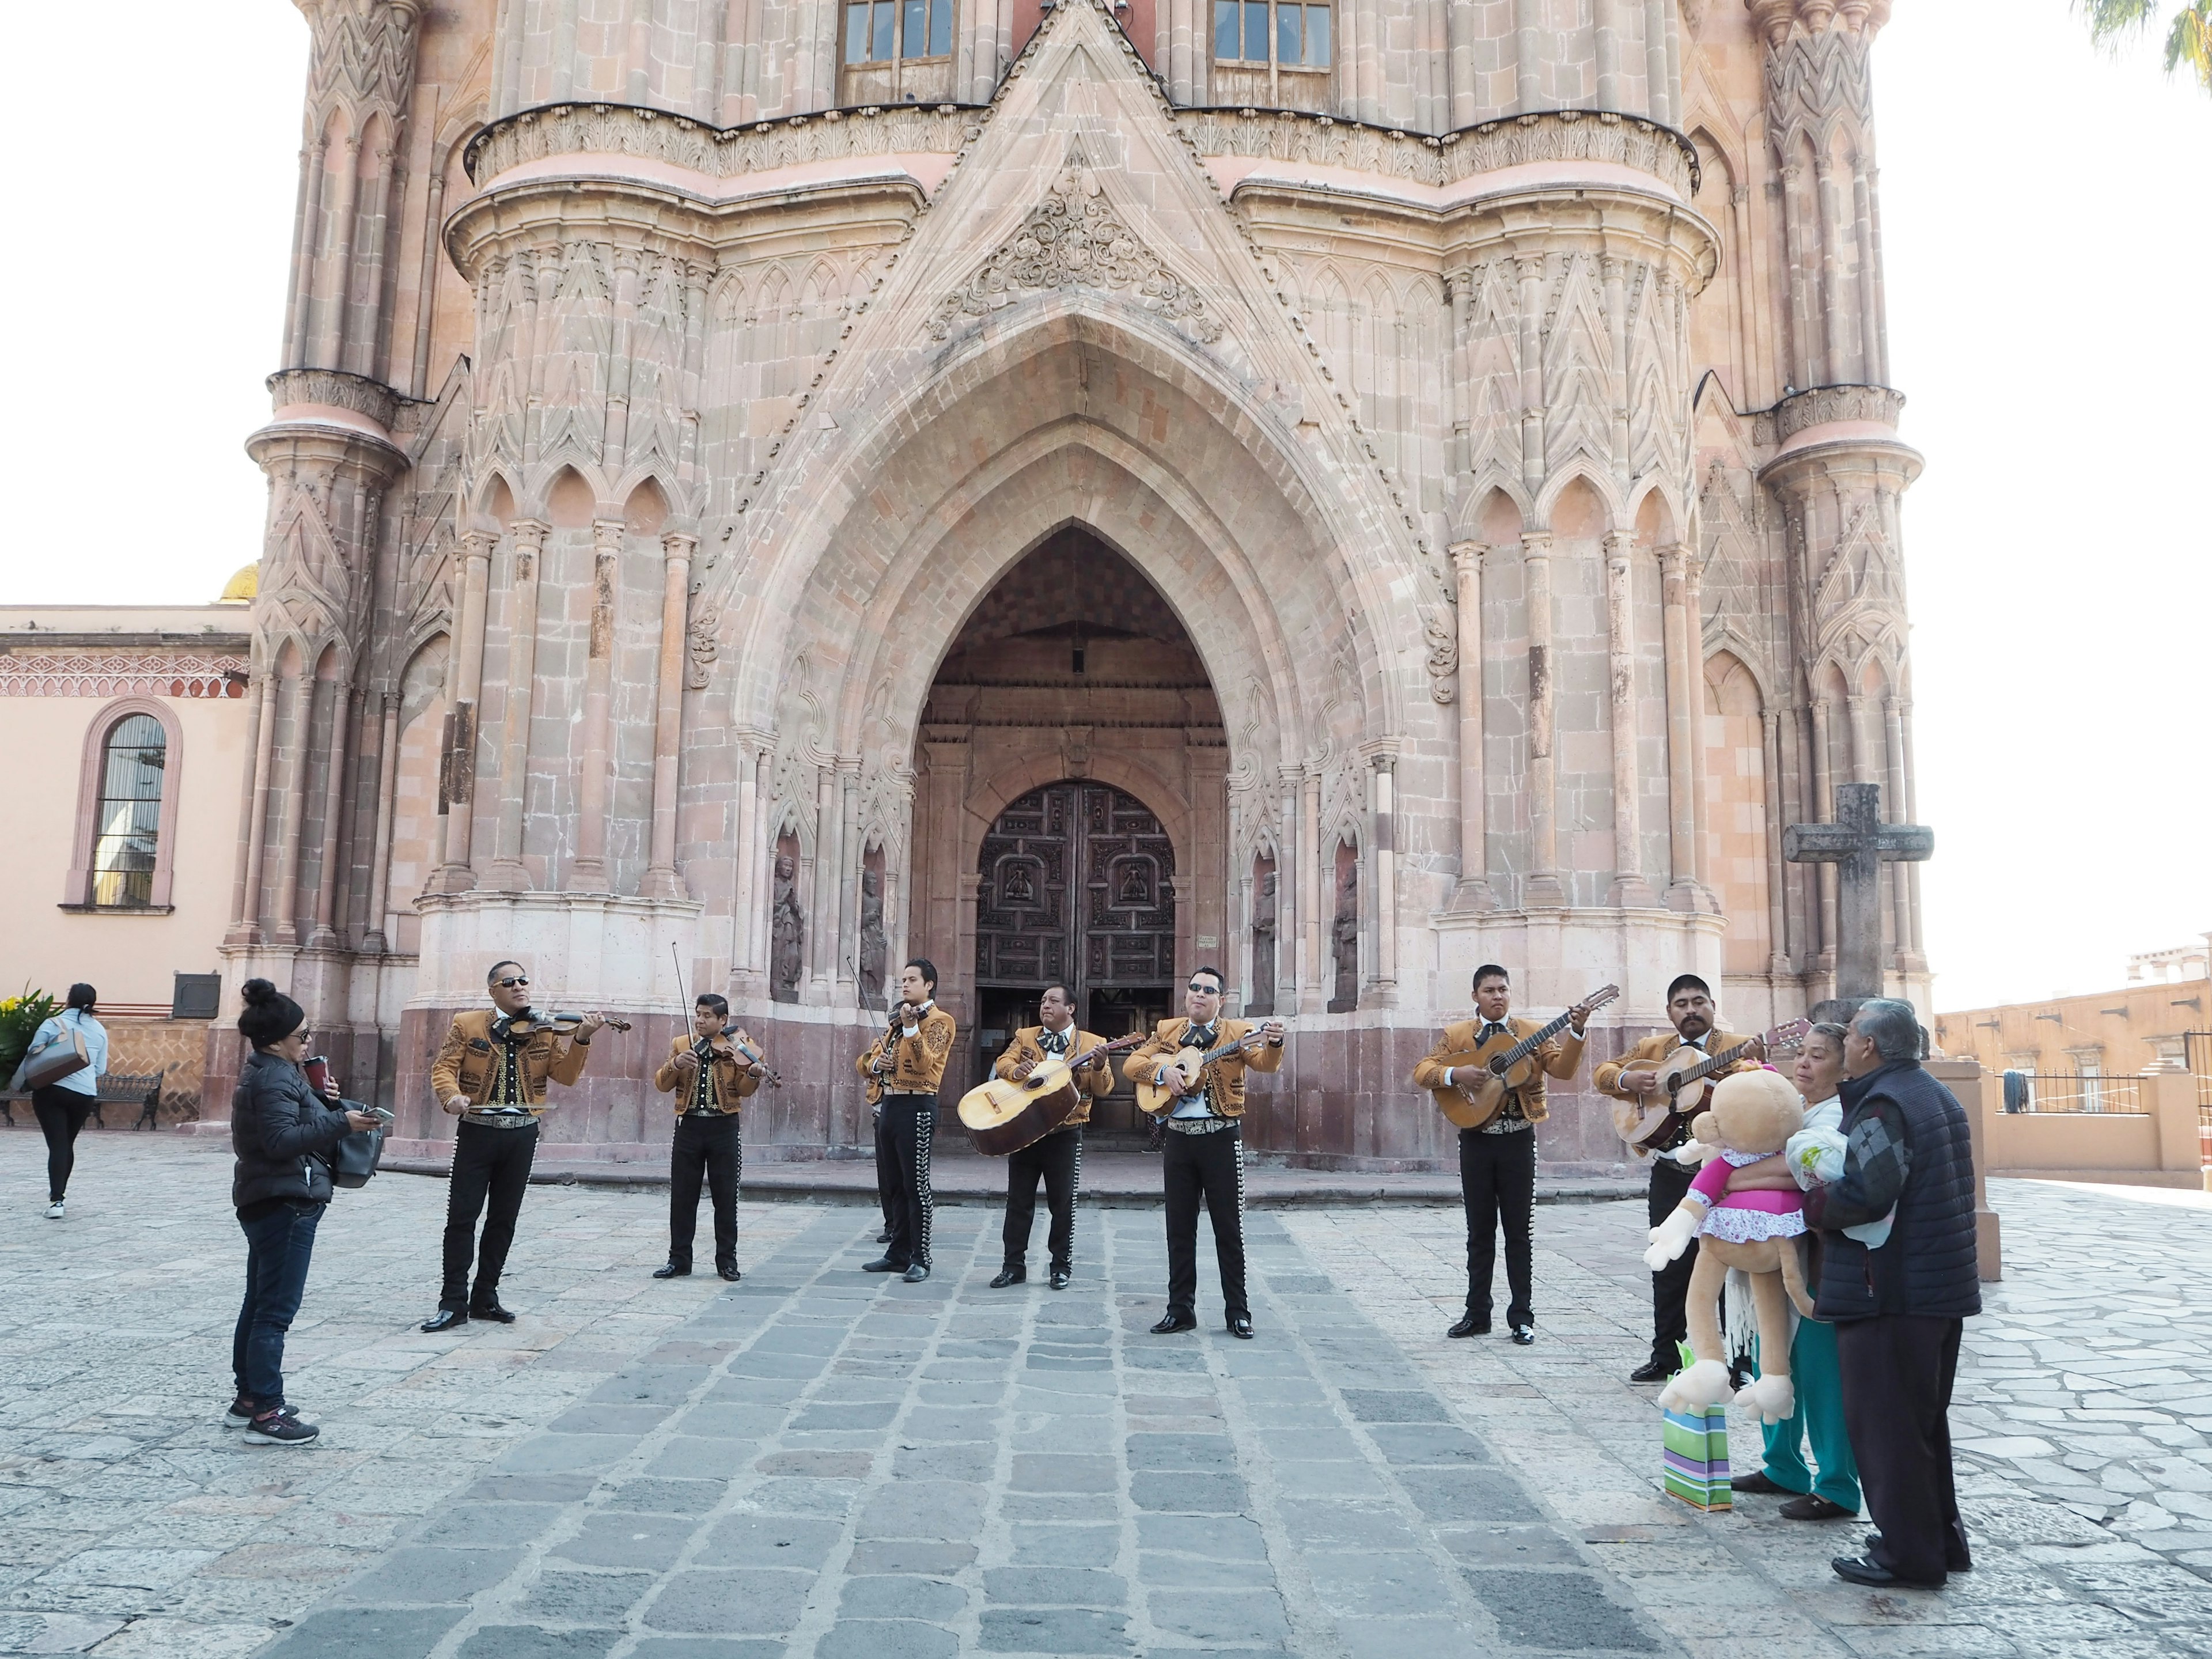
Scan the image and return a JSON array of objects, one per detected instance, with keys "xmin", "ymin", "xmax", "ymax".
[{"xmin": 25, "ymin": 983, "xmax": 108, "ymax": 1218}]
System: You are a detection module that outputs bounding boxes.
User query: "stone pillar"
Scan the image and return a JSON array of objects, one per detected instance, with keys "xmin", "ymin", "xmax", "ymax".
[
  {"xmin": 1278, "ymin": 768, "xmax": 1301, "ymax": 1009},
  {"xmin": 1603, "ymin": 531, "xmax": 1651, "ymax": 906},
  {"xmin": 1300, "ymin": 769, "xmax": 1324, "ymax": 1015},
  {"xmin": 1449, "ymin": 541, "xmax": 1494, "ymax": 908},
  {"xmin": 228, "ymin": 670, "xmax": 276, "ymax": 944},
  {"xmin": 431, "ymin": 528, "xmax": 492, "ymax": 891},
  {"xmin": 362, "ymin": 692, "xmax": 401, "ymax": 954},
  {"xmin": 1883, "ymin": 693, "xmax": 1918, "ymax": 970},
  {"xmin": 1658, "ymin": 543, "xmax": 1704, "ymax": 911},
  {"xmin": 269, "ymin": 668, "xmax": 312, "ymax": 946},
  {"xmin": 1761, "ymin": 709, "xmax": 1790, "ymax": 978},
  {"xmin": 1643, "ymin": 0, "xmax": 1672, "ymax": 124},
  {"xmin": 836, "ymin": 763, "xmax": 862, "ymax": 1003},
  {"xmin": 484, "ymin": 519, "xmax": 547, "ymax": 892},
  {"xmin": 308, "ymin": 680, "xmax": 357, "ymax": 948},
  {"xmin": 569, "ymin": 519, "xmax": 623, "ymax": 892},
  {"xmin": 1809, "ymin": 695, "xmax": 1837, "ymax": 969},
  {"xmin": 642, "ymin": 532, "xmax": 696, "ymax": 900},
  {"xmin": 1684, "ymin": 543, "xmax": 1712, "ymax": 889},
  {"xmin": 1522, "ymin": 531, "xmax": 1565, "ymax": 908},
  {"xmin": 729, "ymin": 732, "xmax": 766, "ymax": 990},
  {"xmin": 810, "ymin": 765, "xmax": 840, "ymax": 1002},
  {"xmin": 1366, "ymin": 744, "xmax": 1399, "ymax": 1002}
]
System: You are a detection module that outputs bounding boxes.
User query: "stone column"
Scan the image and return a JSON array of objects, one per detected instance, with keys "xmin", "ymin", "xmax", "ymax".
[
  {"xmin": 810, "ymin": 765, "xmax": 839, "ymax": 1003},
  {"xmin": 1883, "ymin": 693, "xmax": 1917, "ymax": 968},
  {"xmin": 1277, "ymin": 768, "xmax": 1301, "ymax": 1009},
  {"xmin": 1512, "ymin": 0, "xmax": 1543, "ymax": 113},
  {"xmin": 836, "ymin": 763, "xmax": 861, "ymax": 1003},
  {"xmin": 270, "ymin": 669, "xmax": 312, "ymax": 946},
  {"xmin": 642, "ymin": 532, "xmax": 695, "ymax": 900},
  {"xmin": 1523, "ymin": 531, "xmax": 1565, "ymax": 908},
  {"xmin": 1809, "ymin": 695, "xmax": 1837, "ymax": 968},
  {"xmin": 1604, "ymin": 531, "xmax": 1651, "ymax": 905},
  {"xmin": 1449, "ymin": 541, "xmax": 1494, "ymax": 908},
  {"xmin": 1594, "ymin": 0, "xmax": 1622, "ymax": 109},
  {"xmin": 1761, "ymin": 710, "xmax": 1790, "ymax": 978},
  {"xmin": 1366, "ymin": 745, "xmax": 1399, "ymax": 1001},
  {"xmin": 569, "ymin": 519, "xmax": 623, "ymax": 892},
  {"xmin": 1300, "ymin": 770, "xmax": 1324, "ymax": 1014},
  {"xmin": 1684, "ymin": 544, "xmax": 1712, "ymax": 889},
  {"xmin": 729, "ymin": 733, "xmax": 764, "ymax": 987},
  {"xmin": 228, "ymin": 670, "xmax": 275, "ymax": 944},
  {"xmin": 484, "ymin": 519, "xmax": 547, "ymax": 891},
  {"xmin": 308, "ymin": 679, "xmax": 356, "ymax": 948},
  {"xmin": 362, "ymin": 692, "xmax": 401, "ymax": 954},
  {"xmin": 1659, "ymin": 543, "xmax": 1703, "ymax": 910},
  {"xmin": 431, "ymin": 528, "xmax": 492, "ymax": 891},
  {"xmin": 309, "ymin": 134, "xmax": 362, "ymax": 370},
  {"xmin": 1643, "ymin": 0, "xmax": 1672, "ymax": 124}
]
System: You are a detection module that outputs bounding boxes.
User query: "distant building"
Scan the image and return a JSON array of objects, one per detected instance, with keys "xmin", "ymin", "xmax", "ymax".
[{"xmin": 1935, "ymin": 962, "xmax": 2211, "ymax": 1111}]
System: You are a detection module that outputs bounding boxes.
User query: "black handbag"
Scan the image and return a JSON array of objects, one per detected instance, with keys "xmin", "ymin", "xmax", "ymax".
[{"xmin": 331, "ymin": 1099, "xmax": 387, "ymax": 1189}]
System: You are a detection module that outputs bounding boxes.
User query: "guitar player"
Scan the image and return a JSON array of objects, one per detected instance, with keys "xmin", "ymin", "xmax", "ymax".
[
  {"xmin": 1593, "ymin": 973, "xmax": 1764, "ymax": 1384},
  {"xmin": 1411, "ymin": 966, "xmax": 1599, "ymax": 1347},
  {"xmin": 986, "ymin": 984, "xmax": 1116, "ymax": 1291}
]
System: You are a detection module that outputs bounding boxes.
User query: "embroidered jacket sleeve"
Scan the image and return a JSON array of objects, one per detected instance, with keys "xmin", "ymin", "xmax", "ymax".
[
  {"xmin": 1410, "ymin": 1021, "xmax": 1475, "ymax": 1092},
  {"xmin": 1071, "ymin": 1033, "xmax": 1118, "ymax": 1097},
  {"xmin": 1803, "ymin": 1097, "xmax": 1912, "ymax": 1232},
  {"xmin": 993, "ymin": 1029, "xmax": 1042, "ymax": 1082},
  {"xmin": 543, "ymin": 1033, "xmax": 590, "ymax": 1089},
  {"xmin": 429, "ymin": 1017, "xmax": 474, "ymax": 1101},
  {"xmin": 1124, "ymin": 1021, "xmax": 1185, "ymax": 1088}
]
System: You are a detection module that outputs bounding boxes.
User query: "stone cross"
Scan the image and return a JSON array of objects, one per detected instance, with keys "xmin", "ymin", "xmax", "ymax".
[{"xmin": 1783, "ymin": 782, "xmax": 1934, "ymax": 999}]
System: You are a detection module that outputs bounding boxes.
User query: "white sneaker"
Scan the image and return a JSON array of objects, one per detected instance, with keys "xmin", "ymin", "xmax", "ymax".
[{"xmin": 44, "ymin": 1201, "xmax": 63, "ymax": 1219}]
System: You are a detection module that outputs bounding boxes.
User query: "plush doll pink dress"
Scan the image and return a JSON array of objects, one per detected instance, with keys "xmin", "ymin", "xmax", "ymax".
[{"xmin": 1687, "ymin": 1150, "xmax": 1807, "ymax": 1243}]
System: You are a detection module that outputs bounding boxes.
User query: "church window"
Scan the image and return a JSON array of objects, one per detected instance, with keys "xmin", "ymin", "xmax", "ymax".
[
  {"xmin": 1214, "ymin": 0, "xmax": 1330, "ymax": 69},
  {"xmin": 90, "ymin": 714, "xmax": 166, "ymax": 909},
  {"xmin": 846, "ymin": 0, "xmax": 953, "ymax": 64}
]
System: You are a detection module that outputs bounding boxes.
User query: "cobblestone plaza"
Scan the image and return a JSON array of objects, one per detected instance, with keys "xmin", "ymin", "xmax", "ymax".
[{"xmin": 2, "ymin": 1137, "xmax": 2207, "ymax": 1657}]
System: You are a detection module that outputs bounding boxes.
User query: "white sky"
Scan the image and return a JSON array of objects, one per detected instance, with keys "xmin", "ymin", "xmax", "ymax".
[{"xmin": 2, "ymin": 2, "xmax": 2203, "ymax": 1012}]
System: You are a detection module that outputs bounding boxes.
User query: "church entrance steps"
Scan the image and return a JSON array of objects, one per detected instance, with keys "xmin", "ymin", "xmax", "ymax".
[{"xmin": 376, "ymin": 1145, "xmax": 1643, "ymax": 1207}]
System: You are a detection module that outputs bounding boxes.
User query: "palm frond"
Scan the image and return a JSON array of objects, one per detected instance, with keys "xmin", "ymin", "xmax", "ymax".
[
  {"xmin": 2165, "ymin": 0, "xmax": 2212, "ymax": 91},
  {"xmin": 2076, "ymin": 0, "xmax": 2160, "ymax": 43}
]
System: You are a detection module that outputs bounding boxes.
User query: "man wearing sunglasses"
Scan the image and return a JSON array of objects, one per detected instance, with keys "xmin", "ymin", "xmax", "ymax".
[
  {"xmin": 1125, "ymin": 967, "xmax": 1285, "ymax": 1339},
  {"xmin": 421, "ymin": 961, "xmax": 605, "ymax": 1332}
]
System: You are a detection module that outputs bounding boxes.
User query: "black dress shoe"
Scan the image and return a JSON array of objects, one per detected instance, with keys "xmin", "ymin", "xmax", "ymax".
[
  {"xmin": 1781, "ymin": 1494, "xmax": 1857, "ymax": 1521},
  {"xmin": 1228, "ymin": 1314, "xmax": 1253, "ymax": 1339},
  {"xmin": 419, "ymin": 1309, "xmax": 469, "ymax": 1333},
  {"xmin": 1050, "ymin": 1269, "xmax": 1071, "ymax": 1290},
  {"xmin": 990, "ymin": 1267, "xmax": 1027, "ymax": 1288},
  {"xmin": 862, "ymin": 1257, "xmax": 903, "ymax": 1273},
  {"xmin": 469, "ymin": 1301, "xmax": 517, "ymax": 1324},
  {"xmin": 1732, "ymin": 1471, "xmax": 1791, "ymax": 1495},
  {"xmin": 902, "ymin": 1264, "xmax": 931, "ymax": 1283},
  {"xmin": 1510, "ymin": 1324, "xmax": 1535, "ymax": 1346},
  {"xmin": 1628, "ymin": 1357, "xmax": 1675, "ymax": 1384},
  {"xmin": 718, "ymin": 1264, "xmax": 742, "ymax": 1282},
  {"xmin": 652, "ymin": 1263, "xmax": 691, "ymax": 1279},
  {"xmin": 876, "ymin": 1229, "xmax": 893, "ymax": 1244},
  {"xmin": 1831, "ymin": 1555, "xmax": 1942, "ymax": 1590},
  {"xmin": 1864, "ymin": 1532, "xmax": 1972, "ymax": 1573},
  {"xmin": 1447, "ymin": 1313, "xmax": 1491, "ymax": 1339},
  {"xmin": 1150, "ymin": 1312, "xmax": 1196, "ymax": 1334}
]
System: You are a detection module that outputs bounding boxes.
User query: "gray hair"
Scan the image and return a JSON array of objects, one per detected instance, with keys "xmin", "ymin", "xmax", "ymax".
[{"xmin": 1853, "ymin": 998, "xmax": 1922, "ymax": 1062}]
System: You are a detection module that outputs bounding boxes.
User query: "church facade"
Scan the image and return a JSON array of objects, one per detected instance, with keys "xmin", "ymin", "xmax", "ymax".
[{"xmin": 215, "ymin": 0, "xmax": 1927, "ymax": 1171}]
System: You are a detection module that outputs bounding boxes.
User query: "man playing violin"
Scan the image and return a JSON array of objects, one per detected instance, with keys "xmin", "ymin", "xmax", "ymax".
[
  {"xmin": 1593, "ymin": 973, "xmax": 1763, "ymax": 1383},
  {"xmin": 1126, "ymin": 967, "xmax": 1285, "ymax": 1339},
  {"xmin": 1412, "ymin": 965, "xmax": 1598, "ymax": 1346},
  {"xmin": 855, "ymin": 960, "xmax": 957, "ymax": 1283},
  {"xmin": 653, "ymin": 994, "xmax": 767, "ymax": 1284},
  {"xmin": 421, "ymin": 961, "xmax": 608, "ymax": 1332},
  {"xmin": 988, "ymin": 984, "xmax": 1117, "ymax": 1292}
]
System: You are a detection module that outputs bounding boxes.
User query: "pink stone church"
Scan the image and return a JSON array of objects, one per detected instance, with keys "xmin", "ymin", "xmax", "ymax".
[{"xmin": 200, "ymin": 0, "xmax": 1929, "ymax": 1172}]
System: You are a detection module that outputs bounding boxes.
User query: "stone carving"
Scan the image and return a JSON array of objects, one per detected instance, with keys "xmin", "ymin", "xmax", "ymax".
[
  {"xmin": 684, "ymin": 601, "xmax": 721, "ymax": 690},
  {"xmin": 1178, "ymin": 107, "xmax": 1699, "ymax": 200},
  {"xmin": 0, "ymin": 652, "xmax": 248, "ymax": 699},
  {"xmin": 303, "ymin": 0, "xmax": 423, "ymax": 122},
  {"xmin": 1770, "ymin": 384, "xmax": 1906, "ymax": 443},
  {"xmin": 1328, "ymin": 859, "xmax": 1359, "ymax": 1014},
  {"xmin": 466, "ymin": 103, "xmax": 975, "ymax": 187},
  {"xmin": 1422, "ymin": 605, "xmax": 1458, "ymax": 706},
  {"xmin": 857, "ymin": 867, "xmax": 887, "ymax": 1005},
  {"xmin": 266, "ymin": 367, "xmax": 402, "ymax": 430},
  {"xmin": 1001, "ymin": 860, "xmax": 1036, "ymax": 904},
  {"xmin": 929, "ymin": 165, "xmax": 1222, "ymax": 344},
  {"xmin": 1247, "ymin": 866, "xmax": 1277, "ymax": 1018},
  {"xmin": 770, "ymin": 849, "xmax": 805, "ymax": 1004}
]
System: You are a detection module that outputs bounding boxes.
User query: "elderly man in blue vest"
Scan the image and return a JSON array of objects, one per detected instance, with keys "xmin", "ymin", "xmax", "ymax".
[{"xmin": 1804, "ymin": 997, "xmax": 1980, "ymax": 1590}]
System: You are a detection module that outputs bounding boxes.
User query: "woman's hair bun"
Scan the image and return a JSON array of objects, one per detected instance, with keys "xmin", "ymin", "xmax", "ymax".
[
  {"xmin": 236, "ymin": 979, "xmax": 305, "ymax": 1047},
  {"xmin": 241, "ymin": 978, "xmax": 280, "ymax": 1005}
]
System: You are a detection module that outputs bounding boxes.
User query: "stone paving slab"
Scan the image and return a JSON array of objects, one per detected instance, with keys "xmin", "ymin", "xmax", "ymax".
[{"xmin": 2, "ymin": 1135, "xmax": 2209, "ymax": 1657}]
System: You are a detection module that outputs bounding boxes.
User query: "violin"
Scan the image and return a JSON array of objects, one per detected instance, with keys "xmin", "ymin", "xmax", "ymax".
[
  {"xmin": 688, "ymin": 1029, "xmax": 782, "ymax": 1088},
  {"xmin": 522, "ymin": 1012, "xmax": 631, "ymax": 1035}
]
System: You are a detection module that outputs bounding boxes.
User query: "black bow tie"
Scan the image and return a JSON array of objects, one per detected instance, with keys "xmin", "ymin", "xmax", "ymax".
[
  {"xmin": 1184, "ymin": 1026, "xmax": 1217, "ymax": 1050},
  {"xmin": 1038, "ymin": 1030, "xmax": 1069, "ymax": 1055},
  {"xmin": 1481, "ymin": 1022, "xmax": 1509, "ymax": 1043}
]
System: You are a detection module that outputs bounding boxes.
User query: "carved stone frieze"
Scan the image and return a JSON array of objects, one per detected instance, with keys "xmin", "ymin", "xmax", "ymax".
[
  {"xmin": 267, "ymin": 366, "xmax": 400, "ymax": 430},
  {"xmin": 928, "ymin": 165, "xmax": 1222, "ymax": 344},
  {"xmin": 302, "ymin": 0, "xmax": 423, "ymax": 124},
  {"xmin": 1421, "ymin": 607, "xmax": 1457, "ymax": 705},
  {"xmin": 1761, "ymin": 17, "xmax": 1878, "ymax": 135},
  {"xmin": 465, "ymin": 101, "xmax": 981, "ymax": 187},
  {"xmin": 1771, "ymin": 383, "xmax": 1904, "ymax": 442},
  {"xmin": 1178, "ymin": 107, "xmax": 1700, "ymax": 199},
  {"xmin": 0, "ymin": 650, "xmax": 249, "ymax": 699}
]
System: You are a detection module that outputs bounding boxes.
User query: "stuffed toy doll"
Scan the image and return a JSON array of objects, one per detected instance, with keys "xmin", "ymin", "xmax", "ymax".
[{"xmin": 1643, "ymin": 1069, "xmax": 1817, "ymax": 1424}]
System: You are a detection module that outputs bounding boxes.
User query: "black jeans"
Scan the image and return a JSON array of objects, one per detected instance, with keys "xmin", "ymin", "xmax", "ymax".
[
  {"xmin": 1459, "ymin": 1125, "xmax": 1536, "ymax": 1325},
  {"xmin": 33, "ymin": 1086, "xmax": 93, "ymax": 1202},
  {"xmin": 670, "ymin": 1112, "xmax": 741, "ymax": 1271},
  {"xmin": 1162, "ymin": 1124, "xmax": 1247, "ymax": 1321},
  {"xmin": 1838, "ymin": 1313, "xmax": 1971, "ymax": 1585},
  {"xmin": 1647, "ymin": 1155, "xmax": 1698, "ymax": 1365},
  {"xmin": 880, "ymin": 1096, "xmax": 935, "ymax": 1269},
  {"xmin": 440, "ymin": 1120, "xmax": 539, "ymax": 1312},
  {"xmin": 1003, "ymin": 1127, "xmax": 1081, "ymax": 1272},
  {"xmin": 235, "ymin": 1200, "xmax": 324, "ymax": 1406},
  {"xmin": 874, "ymin": 1106, "xmax": 900, "ymax": 1234}
]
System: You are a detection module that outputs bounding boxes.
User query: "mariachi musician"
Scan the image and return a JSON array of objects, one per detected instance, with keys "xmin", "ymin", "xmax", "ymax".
[
  {"xmin": 1593, "ymin": 972, "xmax": 1763, "ymax": 1384},
  {"xmin": 855, "ymin": 959, "xmax": 957, "ymax": 1283},
  {"xmin": 1411, "ymin": 964, "xmax": 1598, "ymax": 1347},
  {"xmin": 651, "ymin": 993, "xmax": 768, "ymax": 1283},
  {"xmin": 422, "ymin": 960, "xmax": 608, "ymax": 1332},
  {"xmin": 987, "ymin": 984, "xmax": 1117, "ymax": 1291}
]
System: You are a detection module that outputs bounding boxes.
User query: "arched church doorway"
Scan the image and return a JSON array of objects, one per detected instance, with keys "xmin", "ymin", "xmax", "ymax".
[{"xmin": 975, "ymin": 779, "xmax": 1176, "ymax": 1137}]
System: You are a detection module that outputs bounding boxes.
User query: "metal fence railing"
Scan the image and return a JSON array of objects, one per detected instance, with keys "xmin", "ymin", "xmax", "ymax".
[{"xmin": 1999, "ymin": 1072, "xmax": 2143, "ymax": 1116}]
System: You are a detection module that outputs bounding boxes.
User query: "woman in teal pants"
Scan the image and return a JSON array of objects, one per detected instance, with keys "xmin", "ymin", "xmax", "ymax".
[{"xmin": 1728, "ymin": 1022, "xmax": 1862, "ymax": 1521}]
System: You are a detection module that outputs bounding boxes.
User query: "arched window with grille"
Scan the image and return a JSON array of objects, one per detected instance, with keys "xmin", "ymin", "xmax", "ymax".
[{"xmin": 65, "ymin": 700, "xmax": 184, "ymax": 913}]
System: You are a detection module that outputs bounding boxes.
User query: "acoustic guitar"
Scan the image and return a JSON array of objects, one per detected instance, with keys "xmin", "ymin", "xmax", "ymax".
[
  {"xmin": 956, "ymin": 1032, "xmax": 1147, "ymax": 1157},
  {"xmin": 1132, "ymin": 1025, "xmax": 1281, "ymax": 1118},
  {"xmin": 1426, "ymin": 984, "xmax": 1620, "ymax": 1130},
  {"xmin": 1612, "ymin": 1016, "xmax": 1812, "ymax": 1154}
]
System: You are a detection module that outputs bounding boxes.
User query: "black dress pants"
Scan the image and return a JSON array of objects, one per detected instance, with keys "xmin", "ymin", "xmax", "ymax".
[
  {"xmin": 881, "ymin": 1095, "xmax": 935, "ymax": 1269},
  {"xmin": 873, "ymin": 1106, "xmax": 899, "ymax": 1234},
  {"xmin": 1002, "ymin": 1127, "xmax": 1081, "ymax": 1272},
  {"xmin": 1459, "ymin": 1124, "xmax": 1536, "ymax": 1325},
  {"xmin": 669, "ymin": 1112, "xmax": 741, "ymax": 1271},
  {"xmin": 1837, "ymin": 1313, "xmax": 1971, "ymax": 1585},
  {"xmin": 1647, "ymin": 1155, "xmax": 1697, "ymax": 1366},
  {"xmin": 32, "ymin": 1087, "xmax": 94, "ymax": 1203},
  {"xmin": 1162, "ymin": 1125, "xmax": 1247, "ymax": 1321},
  {"xmin": 440, "ymin": 1120, "xmax": 539, "ymax": 1311}
]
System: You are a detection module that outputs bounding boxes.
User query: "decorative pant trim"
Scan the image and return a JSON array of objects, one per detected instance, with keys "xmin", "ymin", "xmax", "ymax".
[
  {"xmin": 915, "ymin": 1111, "xmax": 934, "ymax": 1267},
  {"xmin": 1068, "ymin": 1130, "xmax": 1082, "ymax": 1268}
]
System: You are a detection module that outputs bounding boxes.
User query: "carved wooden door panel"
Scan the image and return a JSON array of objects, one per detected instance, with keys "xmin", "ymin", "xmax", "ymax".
[
  {"xmin": 1079, "ymin": 785, "xmax": 1175, "ymax": 990},
  {"xmin": 975, "ymin": 783, "xmax": 1077, "ymax": 991}
]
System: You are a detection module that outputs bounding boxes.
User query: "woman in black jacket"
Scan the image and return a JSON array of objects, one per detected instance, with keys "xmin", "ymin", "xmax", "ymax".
[{"xmin": 229, "ymin": 979, "xmax": 377, "ymax": 1445}]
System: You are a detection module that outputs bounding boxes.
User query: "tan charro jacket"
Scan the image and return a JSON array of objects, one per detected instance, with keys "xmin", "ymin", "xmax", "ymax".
[
  {"xmin": 653, "ymin": 1032, "xmax": 766, "ymax": 1116},
  {"xmin": 1592, "ymin": 1027, "xmax": 1758, "ymax": 1154},
  {"xmin": 855, "ymin": 1003, "xmax": 958, "ymax": 1097},
  {"xmin": 429, "ymin": 1009, "xmax": 593, "ymax": 1115},
  {"xmin": 1411, "ymin": 1016, "xmax": 1585, "ymax": 1124},
  {"xmin": 992, "ymin": 1025, "xmax": 1117, "ymax": 1128},
  {"xmin": 1126, "ymin": 1017, "xmax": 1283, "ymax": 1119}
]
